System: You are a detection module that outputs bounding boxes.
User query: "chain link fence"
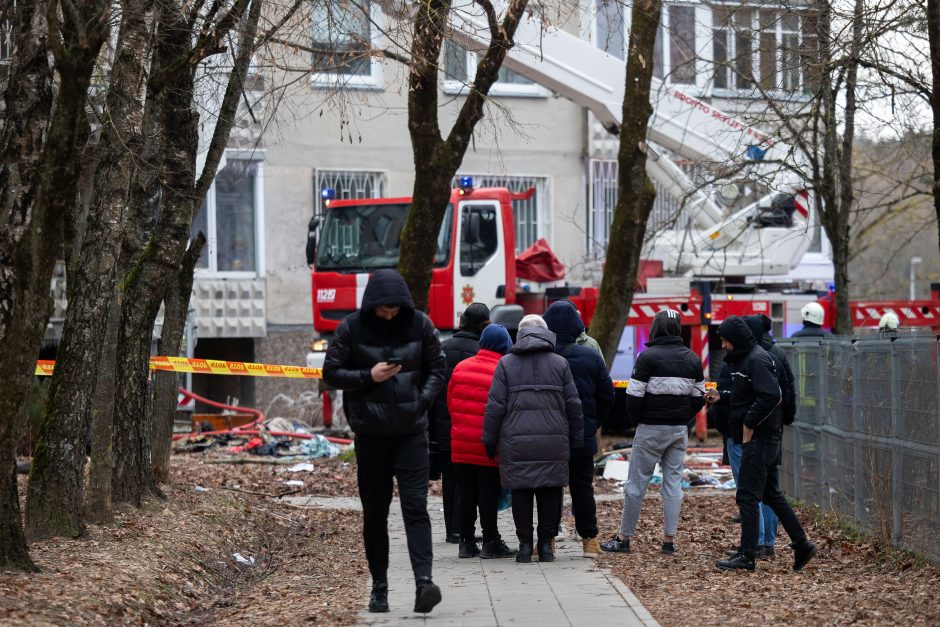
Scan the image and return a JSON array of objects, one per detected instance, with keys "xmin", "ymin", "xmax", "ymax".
[{"xmin": 777, "ymin": 336, "xmax": 940, "ymax": 561}]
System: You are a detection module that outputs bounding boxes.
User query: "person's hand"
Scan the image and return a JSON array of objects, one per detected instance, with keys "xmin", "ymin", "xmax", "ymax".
[
  {"xmin": 484, "ymin": 444, "xmax": 497, "ymax": 460},
  {"xmin": 743, "ymin": 426, "xmax": 754, "ymax": 444},
  {"xmin": 370, "ymin": 362, "xmax": 401, "ymax": 383},
  {"xmin": 705, "ymin": 388, "xmax": 720, "ymax": 404}
]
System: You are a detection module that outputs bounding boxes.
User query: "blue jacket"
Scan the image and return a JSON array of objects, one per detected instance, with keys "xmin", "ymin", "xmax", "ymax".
[{"xmin": 543, "ymin": 301, "xmax": 614, "ymax": 457}]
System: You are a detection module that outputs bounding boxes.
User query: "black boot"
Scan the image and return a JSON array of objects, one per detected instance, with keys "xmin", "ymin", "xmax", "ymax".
[
  {"xmin": 516, "ymin": 541, "xmax": 533, "ymax": 563},
  {"xmin": 792, "ymin": 539, "xmax": 817, "ymax": 571},
  {"xmin": 368, "ymin": 580, "xmax": 389, "ymax": 613},
  {"xmin": 715, "ymin": 551, "xmax": 755, "ymax": 572},
  {"xmin": 414, "ymin": 576, "xmax": 442, "ymax": 613},
  {"xmin": 481, "ymin": 539, "xmax": 517, "ymax": 559},
  {"xmin": 458, "ymin": 538, "xmax": 480, "ymax": 558},
  {"xmin": 537, "ymin": 535, "xmax": 554, "ymax": 563}
]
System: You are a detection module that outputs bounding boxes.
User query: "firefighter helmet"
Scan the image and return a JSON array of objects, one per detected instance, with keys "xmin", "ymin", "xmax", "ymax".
[
  {"xmin": 801, "ymin": 302, "xmax": 825, "ymax": 326},
  {"xmin": 878, "ymin": 312, "xmax": 900, "ymax": 333}
]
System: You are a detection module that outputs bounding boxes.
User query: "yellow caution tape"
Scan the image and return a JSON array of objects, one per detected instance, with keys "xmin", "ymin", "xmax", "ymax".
[
  {"xmin": 35, "ymin": 357, "xmax": 626, "ymax": 387},
  {"xmin": 35, "ymin": 357, "xmax": 322, "ymax": 379}
]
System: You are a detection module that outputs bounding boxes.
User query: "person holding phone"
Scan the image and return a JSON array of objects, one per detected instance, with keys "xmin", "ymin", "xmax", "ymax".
[{"xmin": 323, "ymin": 269, "xmax": 446, "ymax": 614}]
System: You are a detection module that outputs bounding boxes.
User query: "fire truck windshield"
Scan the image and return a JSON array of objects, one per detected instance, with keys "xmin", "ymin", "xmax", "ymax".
[{"xmin": 315, "ymin": 203, "xmax": 453, "ymax": 272}]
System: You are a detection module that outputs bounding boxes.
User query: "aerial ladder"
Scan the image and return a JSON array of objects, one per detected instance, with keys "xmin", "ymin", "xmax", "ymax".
[{"xmin": 448, "ymin": 1, "xmax": 814, "ymax": 277}]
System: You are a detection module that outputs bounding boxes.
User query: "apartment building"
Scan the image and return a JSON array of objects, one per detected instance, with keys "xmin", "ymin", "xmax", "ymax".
[{"xmin": 185, "ymin": 0, "xmax": 830, "ymax": 409}]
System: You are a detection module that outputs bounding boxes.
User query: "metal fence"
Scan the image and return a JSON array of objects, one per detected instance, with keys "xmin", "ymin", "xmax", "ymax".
[{"xmin": 777, "ymin": 336, "xmax": 940, "ymax": 562}]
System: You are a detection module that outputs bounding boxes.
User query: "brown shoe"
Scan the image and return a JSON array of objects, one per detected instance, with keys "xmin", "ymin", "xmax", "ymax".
[{"xmin": 582, "ymin": 537, "xmax": 600, "ymax": 559}]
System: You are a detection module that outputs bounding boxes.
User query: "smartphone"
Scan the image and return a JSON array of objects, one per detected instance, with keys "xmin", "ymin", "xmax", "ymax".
[{"xmin": 385, "ymin": 356, "xmax": 403, "ymax": 366}]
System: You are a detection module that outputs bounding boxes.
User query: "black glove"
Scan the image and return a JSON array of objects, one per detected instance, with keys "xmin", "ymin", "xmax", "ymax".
[{"xmin": 484, "ymin": 444, "xmax": 497, "ymax": 460}]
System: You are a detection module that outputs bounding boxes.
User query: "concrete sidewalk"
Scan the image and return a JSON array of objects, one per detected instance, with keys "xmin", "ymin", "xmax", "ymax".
[{"xmin": 293, "ymin": 494, "xmax": 659, "ymax": 626}]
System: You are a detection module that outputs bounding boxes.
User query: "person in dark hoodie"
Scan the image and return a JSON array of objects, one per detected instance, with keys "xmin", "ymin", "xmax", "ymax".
[
  {"xmin": 709, "ymin": 316, "xmax": 816, "ymax": 572},
  {"xmin": 543, "ymin": 300, "xmax": 614, "ymax": 559},
  {"xmin": 483, "ymin": 314, "xmax": 584, "ymax": 564},
  {"xmin": 428, "ymin": 302, "xmax": 491, "ymax": 544},
  {"xmin": 323, "ymin": 269, "xmax": 445, "ymax": 614},
  {"xmin": 736, "ymin": 314, "xmax": 797, "ymax": 558},
  {"xmin": 600, "ymin": 309, "xmax": 705, "ymax": 556}
]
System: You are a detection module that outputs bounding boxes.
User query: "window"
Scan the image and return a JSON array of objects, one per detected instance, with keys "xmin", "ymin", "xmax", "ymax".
[
  {"xmin": 315, "ymin": 169, "xmax": 387, "ymax": 215},
  {"xmin": 311, "ymin": 0, "xmax": 382, "ymax": 89},
  {"xmin": 454, "ymin": 174, "xmax": 548, "ymax": 252},
  {"xmin": 712, "ymin": 6, "xmax": 815, "ymax": 94},
  {"xmin": 442, "ymin": 42, "xmax": 545, "ymax": 97},
  {"xmin": 460, "ymin": 204, "xmax": 499, "ymax": 276},
  {"xmin": 596, "ymin": 2, "xmax": 695, "ymax": 85},
  {"xmin": 191, "ymin": 158, "xmax": 263, "ymax": 275}
]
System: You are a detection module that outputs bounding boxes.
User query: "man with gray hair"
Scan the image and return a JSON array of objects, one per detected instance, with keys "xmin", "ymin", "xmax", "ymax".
[{"xmin": 601, "ymin": 309, "xmax": 706, "ymax": 555}]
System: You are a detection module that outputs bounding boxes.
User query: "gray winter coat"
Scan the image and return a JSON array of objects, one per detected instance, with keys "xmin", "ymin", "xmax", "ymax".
[{"xmin": 482, "ymin": 326, "xmax": 584, "ymax": 489}]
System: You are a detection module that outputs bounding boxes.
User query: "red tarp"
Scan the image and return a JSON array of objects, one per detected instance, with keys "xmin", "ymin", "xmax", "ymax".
[{"xmin": 515, "ymin": 238, "xmax": 566, "ymax": 282}]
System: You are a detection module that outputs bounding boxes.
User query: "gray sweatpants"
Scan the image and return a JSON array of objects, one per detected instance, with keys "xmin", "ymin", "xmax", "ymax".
[{"xmin": 619, "ymin": 424, "xmax": 688, "ymax": 537}]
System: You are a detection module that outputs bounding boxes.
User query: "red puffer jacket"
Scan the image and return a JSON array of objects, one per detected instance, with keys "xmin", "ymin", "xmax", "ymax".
[{"xmin": 447, "ymin": 349, "xmax": 502, "ymax": 467}]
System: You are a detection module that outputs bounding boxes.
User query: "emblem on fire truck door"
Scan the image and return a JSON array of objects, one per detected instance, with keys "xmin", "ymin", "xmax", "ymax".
[{"xmin": 462, "ymin": 284, "xmax": 475, "ymax": 305}]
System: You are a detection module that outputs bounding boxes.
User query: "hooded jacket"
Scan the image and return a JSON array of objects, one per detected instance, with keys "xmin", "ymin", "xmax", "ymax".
[
  {"xmin": 745, "ymin": 315, "xmax": 797, "ymax": 425},
  {"xmin": 323, "ymin": 269, "xmax": 445, "ymax": 437},
  {"xmin": 482, "ymin": 326, "xmax": 584, "ymax": 489},
  {"xmin": 626, "ymin": 310, "xmax": 706, "ymax": 426},
  {"xmin": 428, "ymin": 329, "xmax": 481, "ymax": 451},
  {"xmin": 542, "ymin": 300, "xmax": 614, "ymax": 456},
  {"xmin": 717, "ymin": 316, "xmax": 782, "ymax": 442}
]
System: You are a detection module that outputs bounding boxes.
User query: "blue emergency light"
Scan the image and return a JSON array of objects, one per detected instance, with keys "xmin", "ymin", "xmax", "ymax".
[
  {"xmin": 459, "ymin": 176, "xmax": 474, "ymax": 190},
  {"xmin": 746, "ymin": 145, "xmax": 766, "ymax": 161},
  {"xmin": 321, "ymin": 188, "xmax": 336, "ymax": 200}
]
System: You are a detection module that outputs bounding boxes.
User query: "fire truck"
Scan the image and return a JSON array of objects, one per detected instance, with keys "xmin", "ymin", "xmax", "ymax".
[{"xmin": 305, "ymin": 2, "xmax": 940, "ymax": 424}]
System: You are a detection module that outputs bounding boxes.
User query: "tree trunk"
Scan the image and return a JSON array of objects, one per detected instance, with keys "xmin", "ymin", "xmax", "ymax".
[
  {"xmin": 928, "ymin": 0, "xmax": 940, "ymax": 258},
  {"xmin": 589, "ymin": 0, "xmax": 662, "ymax": 367},
  {"xmin": 398, "ymin": 0, "xmax": 530, "ymax": 308},
  {"xmin": 0, "ymin": 0, "xmax": 53, "ymax": 572},
  {"xmin": 26, "ymin": 0, "xmax": 150, "ymax": 540},
  {"xmin": 85, "ymin": 287, "xmax": 123, "ymax": 523},
  {"xmin": 151, "ymin": 234, "xmax": 205, "ymax": 484}
]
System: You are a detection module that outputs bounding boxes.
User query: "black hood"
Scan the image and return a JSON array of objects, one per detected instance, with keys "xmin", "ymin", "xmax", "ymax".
[
  {"xmin": 650, "ymin": 309, "xmax": 682, "ymax": 339},
  {"xmin": 719, "ymin": 316, "xmax": 756, "ymax": 361},
  {"xmin": 744, "ymin": 315, "xmax": 774, "ymax": 350},
  {"xmin": 542, "ymin": 300, "xmax": 584, "ymax": 347},
  {"xmin": 360, "ymin": 269, "xmax": 416, "ymax": 331}
]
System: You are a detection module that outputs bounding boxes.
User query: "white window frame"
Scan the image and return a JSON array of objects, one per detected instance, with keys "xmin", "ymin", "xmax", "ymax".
[
  {"xmin": 709, "ymin": 3, "xmax": 813, "ymax": 100},
  {"xmin": 456, "ymin": 173, "xmax": 550, "ymax": 252},
  {"xmin": 310, "ymin": 0, "xmax": 384, "ymax": 91},
  {"xmin": 314, "ymin": 168, "xmax": 389, "ymax": 215},
  {"xmin": 442, "ymin": 45, "xmax": 548, "ymax": 98},
  {"xmin": 193, "ymin": 151, "xmax": 266, "ymax": 279}
]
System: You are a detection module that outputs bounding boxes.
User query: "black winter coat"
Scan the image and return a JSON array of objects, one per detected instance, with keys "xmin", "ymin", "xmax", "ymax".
[
  {"xmin": 427, "ymin": 330, "xmax": 480, "ymax": 451},
  {"xmin": 543, "ymin": 301, "xmax": 614, "ymax": 457},
  {"xmin": 323, "ymin": 270, "xmax": 445, "ymax": 437},
  {"xmin": 717, "ymin": 317, "xmax": 782, "ymax": 442},
  {"xmin": 626, "ymin": 336, "xmax": 706, "ymax": 427},
  {"xmin": 482, "ymin": 326, "xmax": 584, "ymax": 489},
  {"xmin": 791, "ymin": 323, "xmax": 831, "ymax": 339}
]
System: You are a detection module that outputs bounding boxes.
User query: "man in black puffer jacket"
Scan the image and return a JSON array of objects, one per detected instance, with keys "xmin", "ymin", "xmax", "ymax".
[
  {"xmin": 543, "ymin": 300, "xmax": 614, "ymax": 559},
  {"xmin": 428, "ymin": 302, "xmax": 490, "ymax": 544},
  {"xmin": 710, "ymin": 316, "xmax": 816, "ymax": 573},
  {"xmin": 323, "ymin": 269, "xmax": 445, "ymax": 614},
  {"xmin": 601, "ymin": 309, "xmax": 705, "ymax": 556}
]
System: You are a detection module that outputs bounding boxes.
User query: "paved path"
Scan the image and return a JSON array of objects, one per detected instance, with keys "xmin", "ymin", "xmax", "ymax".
[{"xmin": 292, "ymin": 494, "xmax": 659, "ymax": 626}]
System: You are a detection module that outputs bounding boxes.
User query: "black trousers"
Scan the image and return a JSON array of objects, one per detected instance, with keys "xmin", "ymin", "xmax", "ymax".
[
  {"xmin": 569, "ymin": 454, "xmax": 598, "ymax": 539},
  {"xmin": 736, "ymin": 436, "xmax": 807, "ymax": 556},
  {"xmin": 511, "ymin": 487, "xmax": 563, "ymax": 543},
  {"xmin": 356, "ymin": 433, "xmax": 433, "ymax": 582},
  {"xmin": 453, "ymin": 463, "xmax": 502, "ymax": 542},
  {"xmin": 440, "ymin": 454, "xmax": 461, "ymax": 538}
]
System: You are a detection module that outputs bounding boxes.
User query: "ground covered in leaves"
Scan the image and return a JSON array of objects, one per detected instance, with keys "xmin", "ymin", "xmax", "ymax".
[
  {"xmin": 2, "ymin": 453, "xmax": 366, "ymax": 625},
  {"xmin": 592, "ymin": 493, "xmax": 940, "ymax": 626}
]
